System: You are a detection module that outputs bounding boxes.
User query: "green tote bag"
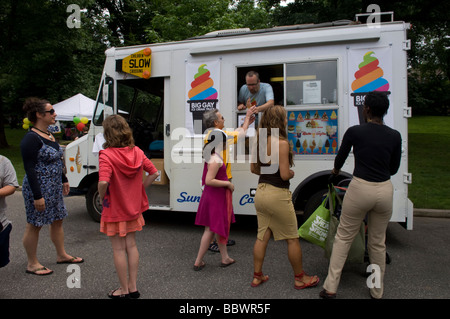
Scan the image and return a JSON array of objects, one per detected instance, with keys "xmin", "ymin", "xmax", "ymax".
[{"xmin": 298, "ymin": 187, "xmax": 334, "ymax": 249}]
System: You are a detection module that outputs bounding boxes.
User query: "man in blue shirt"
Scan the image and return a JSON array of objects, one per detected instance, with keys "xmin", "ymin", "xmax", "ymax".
[{"xmin": 237, "ymin": 71, "xmax": 274, "ymax": 113}]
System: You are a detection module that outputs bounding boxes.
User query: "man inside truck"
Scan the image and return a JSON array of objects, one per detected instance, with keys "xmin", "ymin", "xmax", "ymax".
[{"xmin": 237, "ymin": 71, "xmax": 274, "ymax": 113}]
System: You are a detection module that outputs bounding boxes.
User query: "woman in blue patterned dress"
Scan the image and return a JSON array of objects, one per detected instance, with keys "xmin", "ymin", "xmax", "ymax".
[{"xmin": 21, "ymin": 98, "xmax": 83, "ymax": 276}]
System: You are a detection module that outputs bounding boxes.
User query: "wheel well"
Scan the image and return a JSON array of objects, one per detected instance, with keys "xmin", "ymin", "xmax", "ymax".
[
  {"xmin": 292, "ymin": 170, "xmax": 352, "ymax": 211},
  {"xmin": 77, "ymin": 172, "xmax": 99, "ymax": 194}
]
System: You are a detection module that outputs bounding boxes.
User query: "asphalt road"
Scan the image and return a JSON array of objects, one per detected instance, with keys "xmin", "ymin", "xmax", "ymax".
[{"xmin": 1, "ymin": 191, "xmax": 449, "ymax": 313}]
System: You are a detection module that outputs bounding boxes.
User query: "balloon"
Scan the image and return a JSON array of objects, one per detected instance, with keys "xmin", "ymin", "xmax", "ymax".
[
  {"xmin": 22, "ymin": 124, "xmax": 29, "ymax": 130},
  {"xmin": 76, "ymin": 122, "xmax": 85, "ymax": 131},
  {"xmin": 73, "ymin": 117, "xmax": 81, "ymax": 124},
  {"xmin": 80, "ymin": 117, "xmax": 89, "ymax": 124},
  {"xmin": 23, "ymin": 118, "xmax": 30, "ymax": 125}
]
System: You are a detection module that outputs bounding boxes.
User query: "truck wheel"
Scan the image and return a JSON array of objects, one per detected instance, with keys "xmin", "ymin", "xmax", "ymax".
[
  {"xmin": 300, "ymin": 188, "xmax": 328, "ymax": 226},
  {"xmin": 86, "ymin": 183, "xmax": 102, "ymax": 222}
]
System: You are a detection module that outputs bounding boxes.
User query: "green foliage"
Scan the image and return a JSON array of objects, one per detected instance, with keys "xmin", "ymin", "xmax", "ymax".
[{"xmin": 0, "ymin": 0, "xmax": 448, "ymax": 147}]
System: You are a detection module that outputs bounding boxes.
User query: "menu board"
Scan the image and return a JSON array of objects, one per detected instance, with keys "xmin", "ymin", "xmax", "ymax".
[{"xmin": 287, "ymin": 109, "xmax": 338, "ymax": 155}]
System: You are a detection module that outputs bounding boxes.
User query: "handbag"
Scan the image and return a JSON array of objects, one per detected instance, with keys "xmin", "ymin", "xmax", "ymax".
[
  {"xmin": 324, "ymin": 187, "xmax": 366, "ymax": 264},
  {"xmin": 298, "ymin": 185, "xmax": 335, "ymax": 249}
]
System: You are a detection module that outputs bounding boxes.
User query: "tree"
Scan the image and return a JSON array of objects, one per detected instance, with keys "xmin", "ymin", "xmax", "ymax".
[
  {"xmin": 0, "ymin": 0, "xmax": 106, "ymax": 148},
  {"xmin": 269, "ymin": 0, "xmax": 449, "ymax": 115}
]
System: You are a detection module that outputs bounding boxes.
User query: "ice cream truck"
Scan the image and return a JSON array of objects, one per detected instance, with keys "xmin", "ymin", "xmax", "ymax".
[{"xmin": 63, "ymin": 16, "xmax": 413, "ymax": 229}]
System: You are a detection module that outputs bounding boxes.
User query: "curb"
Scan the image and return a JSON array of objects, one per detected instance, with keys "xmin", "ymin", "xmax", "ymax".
[{"xmin": 414, "ymin": 208, "xmax": 450, "ymax": 218}]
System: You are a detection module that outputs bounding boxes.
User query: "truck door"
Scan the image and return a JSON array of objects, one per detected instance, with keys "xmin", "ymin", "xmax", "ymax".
[{"xmin": 116, "ymin": 77, "xmax": 169, "ymax": 208}]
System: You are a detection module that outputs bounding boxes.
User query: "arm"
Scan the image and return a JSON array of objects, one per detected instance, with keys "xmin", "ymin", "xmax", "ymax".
[
  {"xmin": 0, "ymin": 185, "xmax": 16, "ymax": 198},
  {"xmin": 333, "ymin": 129, "xmax": 353, "ymax": 174},
  {"xmin": 98, "ymin": 151, "xmax": 111, "ymax": 201},
  {"xmin": 98, "ymin": 181, "xmax": 108, "ymax": 201},
  {"xmin": 0, "ymin": 156, "xmax": 18, "ymax": 197},
  {"xmin": 390, "ymin": 132, "xmax": 402, "ymax": 175},
  {"xmin": 143, "ymin": 172, "xmax": 159, "ymax": 188},
  {"xmin": 253, "ymin": 83, "xmax": 274, "ymax": 113},
  {"xmin": 253, "ymin": 99, "xmax": 274, "ymax": 113},
  {"xmin": 143, "ymin": 157, "xmax": 160, "ymax": 188},
  {"xmin": 279, "ymin": 140, "xmax": 294, "ymax": 181},
  {"xmin": 234, "ymin": 107, "xmax": 256, "ymax": 138},
  {"xmin": 20, "ymin": 133, "xmax": 43, "ymax": 200}
]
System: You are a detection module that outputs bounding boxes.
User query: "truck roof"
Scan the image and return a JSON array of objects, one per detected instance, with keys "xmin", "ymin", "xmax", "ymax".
[{"xmin": 106, "ymin": 20, "xmax": 409, "ymax": 57}]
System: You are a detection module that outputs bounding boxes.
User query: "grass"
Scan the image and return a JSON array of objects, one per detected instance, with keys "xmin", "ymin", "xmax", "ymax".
[
  {"xmin": 1, "ymin": 127, "xmax": 27, "ymax": 184},
  {"xmin": 1, "ymin": 116, "xmax": 449, "ymax": 209},
  {"xmin": 408, "ymin": 116, "xmax": 450, "ymax": 209}
]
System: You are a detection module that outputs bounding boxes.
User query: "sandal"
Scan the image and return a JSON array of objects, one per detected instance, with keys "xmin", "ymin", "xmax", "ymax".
[
  {"xmin": 251, "ymin": 272, "xmax": 269, "ymax": 287},
  {"xmin": 193, "ymin": 261, "xmax": 206, "ymax": 271},
  {"xmin": 208, "ymin": 242, "xmax": 219, "ymax": 253},
  {"xmin": 294, "ymin": 271, "xmax": 319, "ymax": 290},
  {"xmin": 25, "ymin": 266, "xmax": 53, "ymax": 276}
]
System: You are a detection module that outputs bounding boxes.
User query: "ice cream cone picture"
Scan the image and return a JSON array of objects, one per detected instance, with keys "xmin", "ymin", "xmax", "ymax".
[
  {"xmin": 332, "ymin": 139, "xmax": 337, "ymax": 154},
  {"xmin": 302, "ymin": 140, "xmax": 308, "ymax": 154},
  {"xmin": 76, "ymin": 146, "xmax": 81, "ymax": 173},
  {"xmin": 289, "ymin": 112, "xmax": 295, "ymax": 121},
  {"xmin": 325, "ymin": 139, "xmax": 330, "ymax": 153},
  {"xmin": 296, "ymin": 139, "xmax": 301, "ymax": 154},
  {"xmin": 187, "ymin": 64, "xmax": 218, "ymax": 133},
  {"xmin": 310, "ymin": 140, "xmax": 316, "ymax": 153},
  {"xmin": 351, "ymin": 51, "xmax": 390, "ymax": 124}
]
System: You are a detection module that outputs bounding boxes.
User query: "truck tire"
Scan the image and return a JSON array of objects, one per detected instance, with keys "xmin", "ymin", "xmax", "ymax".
[
  {"xmin": 86, "ymin": 183, "xmax": 102, "ymax": 222},
  {"xmin": 300, "ymin": 188, "xmax": 328, "ymax": 226}
]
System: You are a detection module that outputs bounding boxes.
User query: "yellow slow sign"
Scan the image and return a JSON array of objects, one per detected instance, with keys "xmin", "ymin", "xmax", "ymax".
[{"xmin": 122, "ymin": 47, "xmax": 152, "ymax": 79}]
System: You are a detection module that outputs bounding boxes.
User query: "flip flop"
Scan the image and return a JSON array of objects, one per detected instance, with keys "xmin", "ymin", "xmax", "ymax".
[
  {"xmin": 220, "ymin": 259, "xmax": 236, "ymax": 267},
  {"xmin": 57, "ymin": 257, "xmax": 84, "ymax": 264},
  {"xmin": 193, "ymin": 261, "xmax": 206, "ymax": 271},
  {"xmin": 26, "ymin": 267, "xmax": 53, "ymax": 276}
]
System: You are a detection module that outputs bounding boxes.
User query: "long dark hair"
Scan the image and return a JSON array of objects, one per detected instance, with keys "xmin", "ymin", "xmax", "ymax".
[{"xmin": 255, "ymin": 105, "xmax": 293, "ymax": 170}]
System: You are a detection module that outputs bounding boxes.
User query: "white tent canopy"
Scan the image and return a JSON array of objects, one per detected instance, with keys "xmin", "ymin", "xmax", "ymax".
[{"xmin": 53, "ymin": 93, "xmax": 95, "ymax": 121}]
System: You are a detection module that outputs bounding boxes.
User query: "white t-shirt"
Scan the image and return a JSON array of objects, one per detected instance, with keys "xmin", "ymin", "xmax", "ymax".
[
  {"xmin": 92, "ymin": 133, "xmax": 106, "ymax": 156},
  {"xmin": 0, "ymin": 156, "xmax": 19, "ymax": 228}
]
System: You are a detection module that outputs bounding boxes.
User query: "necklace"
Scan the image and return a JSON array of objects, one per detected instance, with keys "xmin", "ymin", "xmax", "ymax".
[{"xmin": 33, "ymin": 126, "xmax": 54, "ymax": 140}]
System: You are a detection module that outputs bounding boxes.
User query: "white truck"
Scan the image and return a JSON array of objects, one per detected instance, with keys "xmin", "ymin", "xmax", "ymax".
[{"xmin": 64, "ymin": 15, "xmax": 413, "ymax": 229}]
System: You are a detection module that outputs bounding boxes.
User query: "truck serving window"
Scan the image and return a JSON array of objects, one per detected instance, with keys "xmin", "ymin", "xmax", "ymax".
[{"xmin": 286, "ymin": 60, "xmax": 337, "ymax": 106}]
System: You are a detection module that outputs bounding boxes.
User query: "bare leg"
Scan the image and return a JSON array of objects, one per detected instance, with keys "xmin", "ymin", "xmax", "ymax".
[
  {"xmin": 287, "ymin": 238, "xmax": 319, "ymax": 288},
  {"xmin": 252, "ymin": 228, "xmax": 271, "ymax": 286},
  {"xmin": 194, "ymin": 227, "xmax": 215, "ymax": 267},
  {"xmin": 50, "ymin": 219, "xmax": 82, "ymax": 263},
  {"xmin": 109, "ymin": 234, "xmax": 130, "ymax": 295},
  {"xmin": 23, "ymin": 223, "xmax": 52, "ymax": 274},
  {"xmin": 125, "ymin": 232, "xmax": 139, "ymax": 293}
]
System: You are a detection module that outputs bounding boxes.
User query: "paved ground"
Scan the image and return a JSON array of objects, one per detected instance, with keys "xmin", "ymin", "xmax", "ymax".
[{"xmin": 1, "ymin": 192, "xmax": 448, "ymax": 315}]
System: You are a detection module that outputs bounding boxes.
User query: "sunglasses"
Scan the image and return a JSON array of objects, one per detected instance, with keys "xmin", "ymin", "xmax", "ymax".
[{"xmin": 44, "ymin": 109, "xmax": 56, "ymax": 115}]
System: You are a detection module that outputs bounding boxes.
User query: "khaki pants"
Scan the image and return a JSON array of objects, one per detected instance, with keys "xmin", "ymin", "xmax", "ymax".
[{"xmin": 323, "ymin": 177, "xmax": 393, "ymax": 299}]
